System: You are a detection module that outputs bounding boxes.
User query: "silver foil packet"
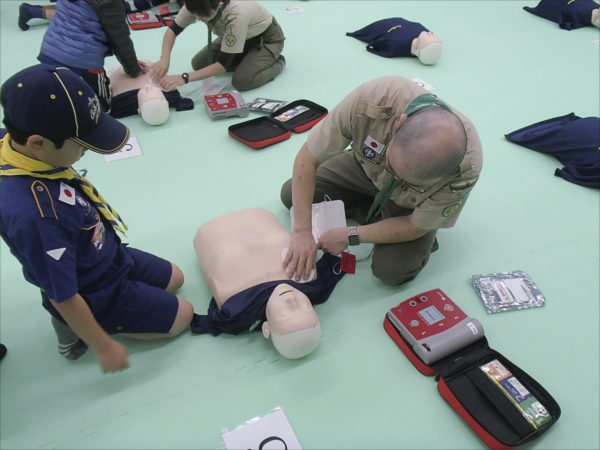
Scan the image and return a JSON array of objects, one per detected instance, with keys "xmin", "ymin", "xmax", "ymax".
[{"xmin": 470, "ymin": 271, "xmax": 546, "ymax": 314}]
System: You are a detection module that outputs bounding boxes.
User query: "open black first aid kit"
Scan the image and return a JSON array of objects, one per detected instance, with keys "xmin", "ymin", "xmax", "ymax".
[
  {"xmin": 228, "ymin": 100, "xmax": 328, "ymax": 149},
  {"xmin": 383, "ymin": 289, "xmax": 561, "ymax": 449}
]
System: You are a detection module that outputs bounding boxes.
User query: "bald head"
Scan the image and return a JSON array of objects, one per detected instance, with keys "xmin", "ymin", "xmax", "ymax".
[{"xmin": 389, "ymin": 107, "xmax": 467, "ymax": 184}]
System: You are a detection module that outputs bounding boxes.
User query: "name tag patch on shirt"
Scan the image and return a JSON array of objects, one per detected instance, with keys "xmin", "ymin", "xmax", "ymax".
[
  {"xmin": 91, "ymin": 222, "xmax": 106, "ymax": 252},
  {"xmin": 58, "ymin": 182, "xmax": 76, "ymax": 205}
]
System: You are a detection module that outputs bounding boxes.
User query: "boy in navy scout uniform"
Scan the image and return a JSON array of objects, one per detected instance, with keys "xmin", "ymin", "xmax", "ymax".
[
  {"xmin": 0, "ymin": 65, "xmax": 194, "ymax": 374},
  {"xmin": 281, "ymin": 76, "xmax": 483, "ymax": 286},
  {"xmin": 150, "ymin": 0, "xmax": 286, "ymax": 92}
]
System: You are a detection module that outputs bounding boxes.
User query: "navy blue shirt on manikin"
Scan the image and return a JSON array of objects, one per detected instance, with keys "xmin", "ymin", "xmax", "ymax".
[
  {"xmin": 346, "ymin": 18, "xmax": 428, "ymax": 58},
  {"xmin": 110, "ymin": 89, "xmax": 194, "ymax": 119},
  {"xmin": 505, "ymin": 113, "xmax": 600, "ymax": 189},
  {"xmin": 191, "ymin": 253, "xmax": 346, "ymax": 336},
  {"xmin": 523, "ymin": 0, "xmax": 598, "ymax": 30}
]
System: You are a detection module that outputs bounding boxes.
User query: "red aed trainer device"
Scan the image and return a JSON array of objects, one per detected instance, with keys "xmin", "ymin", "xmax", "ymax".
[
  {"xmin": 386, "ymin": 289, "xmax": 484, "ymax": 365},
  {"xmin": 204, "ymin": 91, "xmax": 250, "ymax": 120}
]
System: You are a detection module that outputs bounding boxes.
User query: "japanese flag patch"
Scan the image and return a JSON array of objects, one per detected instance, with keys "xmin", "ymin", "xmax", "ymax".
[{"xmin": 58, "ymin": 182, "xmax": 76, "ymax": 205}]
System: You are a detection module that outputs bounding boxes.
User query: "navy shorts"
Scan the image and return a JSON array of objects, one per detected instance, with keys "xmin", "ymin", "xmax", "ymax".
[{"xmin": 80, "ymin": 246, "xmax": 179, "ymax": 334}]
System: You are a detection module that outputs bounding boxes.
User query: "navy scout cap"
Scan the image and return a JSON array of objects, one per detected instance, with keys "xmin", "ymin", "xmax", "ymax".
[{"xmin": 0, "ymin": 64, "xmax": 129, "ymax": 154}]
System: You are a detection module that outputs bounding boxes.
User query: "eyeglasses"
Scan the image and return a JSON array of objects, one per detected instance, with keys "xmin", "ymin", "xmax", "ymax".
[{"xmin": 362, "ymin": 129, "xmax": 434, "ymax": 196}]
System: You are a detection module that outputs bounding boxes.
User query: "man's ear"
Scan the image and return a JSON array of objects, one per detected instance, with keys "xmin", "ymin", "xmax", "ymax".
[
  {"xmin": 397, "ymin": 114, "xmax": 408, "ymax": 128},
  {"xmin": 262, "ymin": 322, "xmax": 271, "ymax": 339}
]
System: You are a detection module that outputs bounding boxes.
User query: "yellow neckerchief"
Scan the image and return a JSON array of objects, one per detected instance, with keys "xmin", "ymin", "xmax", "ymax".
[{"xmin": 0, "ymin": 136, "xmax": 128, "ymax": 236}]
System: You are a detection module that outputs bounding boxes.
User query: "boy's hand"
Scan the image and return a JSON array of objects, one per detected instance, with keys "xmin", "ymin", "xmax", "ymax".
[
  {"xmin": 138, "ymin": 60, "xmax": 150, "ymax": 74},
  {"xmin": 96, "ymin": 340, "xmax": 130, "ymax": 374}
]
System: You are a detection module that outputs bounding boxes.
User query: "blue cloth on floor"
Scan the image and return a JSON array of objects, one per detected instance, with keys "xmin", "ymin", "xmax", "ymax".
[
  {"xmin": 110, "ymin": 89, "xmax": 194, "ymax": 119},
  {"xmin": 523, "ymin": 0, "xmax": 597, "ymax": 30},
  {"xmin": 505, "ymin": 113, "xmax": 600, "ymax": 188},
  {"xmin": 346, "ymin": 18, "xmax": 428, "ymax": 58},
  {"xmin": 191, "ymin": 253, "xmax": 346, "ymax": 336}
]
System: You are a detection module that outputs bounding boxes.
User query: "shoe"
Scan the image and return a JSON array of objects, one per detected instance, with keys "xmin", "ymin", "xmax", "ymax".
[{"xmin": 18, "ymin": 3, "xmax": 44, "ymax": 31}]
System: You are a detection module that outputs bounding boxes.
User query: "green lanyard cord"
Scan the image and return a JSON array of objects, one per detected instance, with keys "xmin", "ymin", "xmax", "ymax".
[
  {"xmin": 365, "ymin": 176, "xmax": 399, "ymax": 224},
  {"xmin": 206, "ymin": 3, "xmax": 226, "ymax": 66}
]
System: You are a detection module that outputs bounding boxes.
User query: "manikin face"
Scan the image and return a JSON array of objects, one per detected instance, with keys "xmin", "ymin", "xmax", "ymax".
[
  {"xmin": 413, "ymin": 31, "xmax": 442, "ymax": 65},
  {"xmin": 138, "ymin": 84, "xmax": 169, "ymax": 126},
  {"xmin": 263, "ymin": 284, "xmax": 318, "ymax": 335},
  {"xmin": 262, "ymin": 284, "xmax": 321, "ymax": 359}
]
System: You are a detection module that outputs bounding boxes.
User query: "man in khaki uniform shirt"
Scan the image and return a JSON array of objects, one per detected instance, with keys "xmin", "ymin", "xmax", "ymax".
[
  {"xmin": 150, "ymin": 0, "xmax": 285, "ymax": 92},
  {"xmin": 281, "ymin": 76, "xmax": 483, "ymax": 286}
]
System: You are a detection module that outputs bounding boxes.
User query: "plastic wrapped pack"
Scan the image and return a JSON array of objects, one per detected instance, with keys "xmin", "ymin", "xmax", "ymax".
[{"xmin": 470, "ymin": 270, "xmax": 546, "ymax": 313}]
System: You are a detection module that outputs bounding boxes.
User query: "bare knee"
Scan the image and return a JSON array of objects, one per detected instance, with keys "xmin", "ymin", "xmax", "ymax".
[
  {"xmin": 166, "ymin": 263, "xmax": 184, "ymax": 293},
  {"xmin": 167, "ymin": 298, "xmax": 194, "ymax": 337}
]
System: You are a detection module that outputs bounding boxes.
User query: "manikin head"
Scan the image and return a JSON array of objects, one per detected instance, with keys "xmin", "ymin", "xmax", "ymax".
[
  {"xmin": 262, "ymin": 284, "xmax": 321, "ymax": 359},
  {"xmin": 138, "ymin": 84, "xmax": 169, "ymax": 126},
  {"xmin": 411, "ymin": 31, "xmax": 442, "ymax": 65}
]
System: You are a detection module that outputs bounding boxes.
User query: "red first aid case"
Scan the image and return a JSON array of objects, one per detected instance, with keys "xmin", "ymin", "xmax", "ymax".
[
  {"xmin": 383, "ymin": 290, "xmax": 561, "ymax": 449},
  {"xmin": 127, "ymin": 6, "xmax": 178, "ymax": 30},
  {"xmin": 228, "ymin": 100, "xmax": 328, "ymax": 149}
]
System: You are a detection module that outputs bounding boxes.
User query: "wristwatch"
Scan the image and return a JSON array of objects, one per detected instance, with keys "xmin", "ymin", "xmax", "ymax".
[
  {"xmin": 348, "ymin": 226, "xmax": 360, "ymax": 246},
  {"xmin": 181, "ymin": 73, "xmax": 189, "ymax": 84}
]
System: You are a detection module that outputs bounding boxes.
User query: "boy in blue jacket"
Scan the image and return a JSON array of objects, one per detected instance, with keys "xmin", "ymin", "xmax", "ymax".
[{"xmin": 0, "ymin": 65, "xmax": 194, "ymax": 374}]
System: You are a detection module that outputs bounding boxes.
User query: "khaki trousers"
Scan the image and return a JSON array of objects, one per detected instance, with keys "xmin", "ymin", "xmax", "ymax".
[
  {"xmin": 280, "ymin": 152, "xmax": 438, "ymax": 286},
  {"xmin": 191, "ymin": 18, "xmax": 285, "ymax": 92}
]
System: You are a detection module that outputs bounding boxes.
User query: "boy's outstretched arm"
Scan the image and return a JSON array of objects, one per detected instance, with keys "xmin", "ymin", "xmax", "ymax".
[{"xmin": 50, "ymin": 295, "xmax": 130, "ymax": 374}]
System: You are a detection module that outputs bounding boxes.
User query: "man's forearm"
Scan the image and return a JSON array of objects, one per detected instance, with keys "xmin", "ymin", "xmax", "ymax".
[
  {"xmin": 50, "ymin": 294, "xmax": 113, "ymax": 353},
  {"xmin": 291, "ymin": 143, "xmax": 318, "ymax": 234}
]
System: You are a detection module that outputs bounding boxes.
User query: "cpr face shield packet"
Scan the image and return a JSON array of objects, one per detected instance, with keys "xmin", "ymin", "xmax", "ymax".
[{"xmin": 470, "ymin": 270, "xmax": 546, "ymax": 314}]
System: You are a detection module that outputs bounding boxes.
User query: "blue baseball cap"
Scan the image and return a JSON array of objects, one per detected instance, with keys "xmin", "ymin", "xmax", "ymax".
[{"xmin": 0, "ymin": 64, "xmax": 129, "ymax": 154}]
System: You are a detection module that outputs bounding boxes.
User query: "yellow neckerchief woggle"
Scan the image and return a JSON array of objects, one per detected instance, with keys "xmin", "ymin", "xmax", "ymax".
[
  {"xmin": 206, "ymin": 2, "xmax": 227, "ymax": 65},
  {"xmin": 365, "ymin": 94, "xmax": 453, "ymax": 224},
  {"xmin": 0, "ymin": 136, "xmax": 128, "ymax": 236}
]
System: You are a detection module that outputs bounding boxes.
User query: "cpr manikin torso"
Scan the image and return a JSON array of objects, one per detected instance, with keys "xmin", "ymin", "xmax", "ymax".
[
  {"xmin": 262, "ymin": 284, "xmax": 321, "ymax": 359},
  {"xmin": 193, "ymin": 208, "xmax": 315, "ymax": 308},
  {"xmin": 193, "ymin": 208, "xmax": 320, "ymax": 358},
  {"xmin": 109, "ymin": 61, "xmax": 169, "ymax": 125},
  {"xmin": 411, "ymin": 31, "xmax": 442, "ymax": 65}
]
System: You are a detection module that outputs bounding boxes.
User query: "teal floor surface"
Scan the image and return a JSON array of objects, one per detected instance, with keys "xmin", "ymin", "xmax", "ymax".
[{"xmin": 1, "ymin": 1, "xmax": 599, "ymax": 449}]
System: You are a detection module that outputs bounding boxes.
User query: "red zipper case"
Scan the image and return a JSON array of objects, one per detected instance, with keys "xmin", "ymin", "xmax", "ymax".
[
  {"xmin": 228, "ymin": 100, "xmax": 328, "ymax": 149},
  {"xmin": 384, "ymin": 311, "xmax": 561, "ymax": 449}
]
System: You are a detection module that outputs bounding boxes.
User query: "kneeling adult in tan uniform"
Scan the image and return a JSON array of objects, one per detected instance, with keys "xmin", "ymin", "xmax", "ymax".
[
  {"xmin": 150, "ymin": 0, "xmax": 286, "ymax": 92},
  {"xmin": 281, "ymin": 76, "xmax": 483, "ymax": 286}
]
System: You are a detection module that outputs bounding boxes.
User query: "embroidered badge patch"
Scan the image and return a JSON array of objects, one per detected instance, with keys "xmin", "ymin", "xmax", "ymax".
[
  {"xmin": 91, "ymin": 222, "xmax": 106, "ymax": 252},
  {"xmin": 442, "ymin": 203, "xmax": 460, "ymax": 217},
  {"xmin": 225, "ymin": 34, "xmax": 236, "ymax": 47},
  {"xmin": 76, "ymin": 196, "xmax": 87, "ymax": 208},
  {"xmin": 363, "ymin": 147, "xmax": 376, "ymax": 159}
]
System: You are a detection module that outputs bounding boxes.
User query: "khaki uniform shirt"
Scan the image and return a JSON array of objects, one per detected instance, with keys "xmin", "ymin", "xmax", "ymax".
[
  {"xmin": 175, "ymin": 1, "xmax": 273, "ymax": 54},
  {"xmin": 307, "ymin": 76, "xmax": 483, "ymax": 230}
]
